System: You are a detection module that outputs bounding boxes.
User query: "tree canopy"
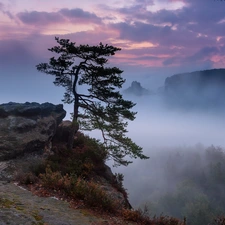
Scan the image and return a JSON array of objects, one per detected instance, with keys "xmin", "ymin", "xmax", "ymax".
[{"xmin": 36, "ymin": 37, "xmax": 148, "ymax": 166}]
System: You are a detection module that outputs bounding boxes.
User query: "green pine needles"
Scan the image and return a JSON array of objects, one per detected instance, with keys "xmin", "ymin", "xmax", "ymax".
[{"xmin": 36, "ymin": 37, "xmax": 148, "ymax": 166}]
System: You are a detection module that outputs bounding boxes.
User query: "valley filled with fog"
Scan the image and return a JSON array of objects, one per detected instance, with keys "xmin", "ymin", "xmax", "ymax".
[
  {"xmin": 114, "ymin": 93, "xmax": 224, "ymax": 188},
  {"xmin": 61, "ymin": 69, "xmax": 225, "ymax": 224},
  {"xmin": 126, "ymin": 95, "xmax": 225, "ymax": 148},
  {"xmin": 108, "ymin": 71, "xmax": 225, "ymax": 225}
]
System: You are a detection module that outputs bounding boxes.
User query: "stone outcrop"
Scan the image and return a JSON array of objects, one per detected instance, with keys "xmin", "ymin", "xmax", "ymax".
[
  {"xmin": 0, "ymin": 102, "xmax": 66, "ymax": 160},
  {"xmin": 123, "ymin": 81, "xmax": 152, "ymax": 96}
]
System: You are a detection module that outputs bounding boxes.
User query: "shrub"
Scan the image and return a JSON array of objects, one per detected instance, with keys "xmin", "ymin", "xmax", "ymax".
[
  {"xmin": 215, "ymin": 216, "xmax": 225, "ymax": 225},
  {"xmin": 152, "ymin": 215, "xmax": 185, "ymax": 225},
  {"xmin": 48, "ymin": 133, "xmax": 108, "ymax": 178},
  {"xmin": 113, "ymin": 173, "xmax": 128, "ymax": 199},
  {"xmin": 39, "ymin": 165, "xmax": 117, "ymax": 212},
  {"xmin": 39, "ymin": 165, "xmax": 65, "ymax": 189},
  {"xmin": 74, "ymin": 179, "xmax": 116, "ymax": 211},
  {"xmin": 14, "ymin": 157, "xmax": 46, "ymax": 185},
  {"xmin": 122, "ymin": 208, "xmax": 147, "ymax": 223},
  {"xmin": 17, "ymin": 172, "xmax": 39, "ymax": 185},
  {"xmin": 121, "ymin": 207, "xmax": 185, "ymax": 225}
]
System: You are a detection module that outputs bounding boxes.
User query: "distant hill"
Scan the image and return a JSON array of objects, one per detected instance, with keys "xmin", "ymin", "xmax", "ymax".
[
  {"xmin": 163, "ymin": 68, "xmax": 225, "ymax": 110},
  {"xmin": 123, "ymin": 81, "xmax": 152, "ymax": 96}
]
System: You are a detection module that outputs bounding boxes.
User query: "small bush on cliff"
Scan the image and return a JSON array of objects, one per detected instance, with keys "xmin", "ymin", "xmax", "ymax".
[
  {"xmin": 49, "ymin": 132, "xmax": 108, "ymax": 178},
  {"xmin": 39, "ymin": 164, "xmax": 116, "ymax": 212},
  {"xmin": 215, "ymin": 216, "xmax": 225, "ymax": 225},
  {"xmin": 121, "ymin": 206, "xmax": 185, "ymax": 225},
  {"xmin": 14, "ymin": 157, "xmax": 46, "ymax": 185}
]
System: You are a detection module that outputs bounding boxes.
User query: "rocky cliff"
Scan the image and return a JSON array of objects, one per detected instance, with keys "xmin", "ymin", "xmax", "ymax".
[
  {"xmin": 164, "ymin": 68, "xmax": 225, "ymax": 110},
  {"xmin": 0, "ymin": 102, "xmax": 133, "ymax": 224},
  {"xmin": 0, "ymin": 102, "xmax": 66, "ymax": 160}
]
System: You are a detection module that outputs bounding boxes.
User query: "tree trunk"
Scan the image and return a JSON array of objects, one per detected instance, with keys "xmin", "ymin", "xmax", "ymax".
[
  {"xmin": 67, "ymin": 94, "xmax": 79, "ymax": 150},
  {"xmin": 67, "ymin": 119, "xmax": 79, "ymax": 150}
]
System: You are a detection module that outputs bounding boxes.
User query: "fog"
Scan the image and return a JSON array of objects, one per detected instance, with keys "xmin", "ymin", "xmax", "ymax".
[
  {"xmin": 126, "ymin": 95, "xmax": 225, "ymax": 148},
  {"xmin": 104, "ymin": 75, "xmax": 225, "ymax": 224}
]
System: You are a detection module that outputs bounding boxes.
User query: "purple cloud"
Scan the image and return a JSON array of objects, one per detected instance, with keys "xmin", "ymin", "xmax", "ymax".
[
  {"xmin": 0, "ymin": 2, "xmax": 14, "ymax": 20},
  {"xmin": 0, "ymin": 2, "xmax": 3, "ymax": 10},
  {"xmin": 111, "ymin": 21, "xmax": 210, "ymax": 50},
  {"xmin": 105, "ymin": 0, "xmax": 225, "ymax": 69},
  {"xmin": 163, "ymin": 46, "xmax": 219, "ymax": 67},
  {"xmin": 0, "ymin": 39, "xmax": 39, "ymax": 70},
  {"xmin": 17, "ymin": 11, "xmax": 63, "ymax": 25},
  {"xmin": 109, "ymin": 0, "xmax": 225, "ymax": 43},
  {"xmin": 163, "ymin": 57, "xmax": 177, "ymax": 66},
  {"xmin": 187, "ymin": 47, "xmax": 219, "ymax": 61},
  {"xmin": 111, "ymin": 22, "xmax": 169, "ymax": 43},
  {"xmin": 17, "ymin": 8, "xmax": 102, "ymax": 26},
  {"xmin": 59, "ymin": 8, "xmax": 102, "ymax": 23},
  {"xmin": 3, "ymin": 0, "xmax": 224, "ymax": 72}
]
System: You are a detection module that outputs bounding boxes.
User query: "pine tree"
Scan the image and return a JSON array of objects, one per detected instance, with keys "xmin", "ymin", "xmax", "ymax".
[{"xmin": 36, "ymin": 37, "xmax": 148, "ymax": 166}]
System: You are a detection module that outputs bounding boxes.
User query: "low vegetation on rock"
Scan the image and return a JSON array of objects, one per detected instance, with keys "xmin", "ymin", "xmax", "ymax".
[{"xmin": 14, "ymin": 129, "xmax": 186, "ymax": 225}]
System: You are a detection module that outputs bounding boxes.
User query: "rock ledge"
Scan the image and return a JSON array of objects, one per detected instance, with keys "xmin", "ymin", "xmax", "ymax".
[{"xmin": 0, "ymin": 102, "xmax": 66, "ymax": 160}]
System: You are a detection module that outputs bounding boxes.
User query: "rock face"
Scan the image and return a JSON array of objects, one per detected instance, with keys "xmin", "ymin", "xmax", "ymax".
[
  {"xmin": 53, "ymin": 120, "xmax": 72, "ymax": 143},
  {"xmin": 0, "ymin": 102, "xmax": 66, "ymax": 160},
  {"xmin": 164, "ymin": 69, "xmax": 225, "ymax": 110},
  {"xmin": 123, "ymin": 81, "xmax": 152, "ymax": 96}
]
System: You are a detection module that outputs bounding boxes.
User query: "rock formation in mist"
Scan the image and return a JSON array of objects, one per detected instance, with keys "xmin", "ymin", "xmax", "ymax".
[
  {"xmin": 123, "ymin": 81, "xmax": 152, "ymax": 96},
  {"xmin": 164, "ymin": 68, "xmax": 225, "ymax": 110},
  {"xmin": 0, "ymin": 102, "xmax": 66, "ymax": 160}
]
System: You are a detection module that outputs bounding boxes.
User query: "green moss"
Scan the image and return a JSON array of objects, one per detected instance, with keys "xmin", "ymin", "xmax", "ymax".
[
  {"xmin": 15, "ymin": 205, "xmax": 25, "ymax": 211},
  {"xmin": 0, "ymin": 197, "xmax": 46, "ymax": 225},
  {"xmin": 31, "ymin": 210, "xmax": 46, "ymax": 225},
  {"xmin": 0, "ymin": 197, "xmax": 15, "ymax": 208},
  {"xmin": 32, "ymin": 212, "xmax": 43, "ymax": 221}
]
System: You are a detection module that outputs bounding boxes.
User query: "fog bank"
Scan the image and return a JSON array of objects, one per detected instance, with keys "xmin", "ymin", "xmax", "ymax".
[{"xmin": 111, "ymin": 92, "xmax": 225, "ymax": 210}]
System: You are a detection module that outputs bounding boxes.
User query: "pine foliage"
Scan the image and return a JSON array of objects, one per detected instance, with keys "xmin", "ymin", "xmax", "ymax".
[{"xmin": 37, "ymin": 37, "xmax": 148, "ymax": 166}]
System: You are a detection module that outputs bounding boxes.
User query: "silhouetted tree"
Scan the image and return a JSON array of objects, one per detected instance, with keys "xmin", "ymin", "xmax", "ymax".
[{"xmin": 36, "ymin": 37, "xmax": 148, "ymax": 166}]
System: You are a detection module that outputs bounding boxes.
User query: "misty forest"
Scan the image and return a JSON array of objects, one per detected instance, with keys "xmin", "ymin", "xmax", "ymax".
[{"xmin": 116, "ymin": 69, "xmax": 225, "ymax": 225}]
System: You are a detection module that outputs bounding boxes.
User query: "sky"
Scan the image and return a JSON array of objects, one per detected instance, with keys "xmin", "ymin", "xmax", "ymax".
[{"xmin": 1, "ymin": 0, "xmax": 225, "ymax": 106}]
